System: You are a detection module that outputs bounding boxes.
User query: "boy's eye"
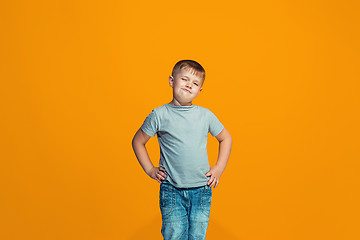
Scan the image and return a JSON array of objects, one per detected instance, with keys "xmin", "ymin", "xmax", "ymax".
[
  {"xmin": 194, "ymin": 83, "xmax": 198, "ymax": 86},
  {"xmin": 182, "ymin": 78, "xmax": 187, "ymax": 81}
]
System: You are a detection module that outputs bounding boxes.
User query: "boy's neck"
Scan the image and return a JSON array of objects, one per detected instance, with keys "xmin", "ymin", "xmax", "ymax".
[{"xmin": 169, "ymin": 99, "xmax": 193, "ymax": 106}]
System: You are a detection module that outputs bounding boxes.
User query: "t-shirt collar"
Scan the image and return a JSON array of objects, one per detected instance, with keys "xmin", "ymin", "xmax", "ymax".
[{"xmin": 166, "ymin": 103, "xmax": 196, "ymax": 111}]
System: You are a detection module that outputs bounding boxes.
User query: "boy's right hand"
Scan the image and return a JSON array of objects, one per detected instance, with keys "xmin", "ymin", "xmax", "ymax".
[{"xmin": 147, "ymin": 167, "xmax": 167, "ymax": 183}]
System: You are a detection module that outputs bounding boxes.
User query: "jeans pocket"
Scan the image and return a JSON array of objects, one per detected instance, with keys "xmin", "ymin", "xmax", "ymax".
[
  {"xmin": 159, "ymin": 184, "xmax": 176, "ymax": 218},
  {"xmin": 201, "ymin": 185, "xmax": 212, "ymax": 217}
]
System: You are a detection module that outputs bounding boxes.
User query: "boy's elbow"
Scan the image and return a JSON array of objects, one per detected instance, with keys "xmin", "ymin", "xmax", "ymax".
[
  {"xmin": 131, "ymin": 136, "xmax": 137, "ymax": 151},
  {"xmin": 131, "ymin": 131, "xmax": 140, "ymax": 149},
  {"xmin": 131, "ymin": 136, "xmax": 136, "ymax": 148},
  {"xmin": 226, "ymin": 133, "xmax": 232, "ymax": 142}
]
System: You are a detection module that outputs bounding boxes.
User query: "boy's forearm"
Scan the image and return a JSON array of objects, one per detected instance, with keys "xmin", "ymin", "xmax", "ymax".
[
  {"xmin": 132, "ymin": 141, "xmax": 154, "ymax": 175},
  {"xmin": 215, "ymin": 137, "xmax": 232, "ymax": 173}
]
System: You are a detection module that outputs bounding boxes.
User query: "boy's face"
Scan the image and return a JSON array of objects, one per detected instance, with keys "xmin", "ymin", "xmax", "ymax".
[{"xmin": 169, "ymin": 68, "xmax": 203, "ymax": 106}]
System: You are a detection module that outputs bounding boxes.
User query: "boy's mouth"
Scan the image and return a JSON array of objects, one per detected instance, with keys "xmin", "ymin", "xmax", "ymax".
[{"xmin": 183, "ymin": 88, "xmax": 192, "ymax": 94}]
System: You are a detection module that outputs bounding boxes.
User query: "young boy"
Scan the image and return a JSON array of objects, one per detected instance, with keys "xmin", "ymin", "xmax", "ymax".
[{"xmin": 132, "ymin": 60, "xmax": 232, "ymax": 240}]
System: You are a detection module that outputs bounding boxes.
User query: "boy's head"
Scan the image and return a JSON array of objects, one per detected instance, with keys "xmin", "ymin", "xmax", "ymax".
[
  {"xmin": 171, "ymin": 60, "xmax": 205, "ymax": 86},
  {"xmin": 169, "ymin": 60, "xmax": 205, "ymax": 106}
]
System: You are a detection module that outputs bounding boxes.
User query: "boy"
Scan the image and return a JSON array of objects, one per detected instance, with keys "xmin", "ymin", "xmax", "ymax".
[{"xmin": 132, "ymin": 60, "xmax": 232, "ymax": 240}]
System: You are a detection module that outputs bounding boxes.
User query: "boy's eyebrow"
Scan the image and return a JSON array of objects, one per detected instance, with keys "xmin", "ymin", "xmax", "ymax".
[{"xmin": 182, "ymin": 75, "xmax": 200, "ymax": 82}]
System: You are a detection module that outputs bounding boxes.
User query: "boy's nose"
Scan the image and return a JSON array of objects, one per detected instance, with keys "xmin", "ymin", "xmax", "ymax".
[{"xmin": 186, "ymin": 82, "xmax": 192, "ymax": 88}]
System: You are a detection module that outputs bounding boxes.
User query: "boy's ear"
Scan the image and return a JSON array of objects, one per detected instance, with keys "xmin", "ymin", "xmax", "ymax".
[{"xmin": 169, "ymin": 76, "xmax": 174, "ymax": 87}]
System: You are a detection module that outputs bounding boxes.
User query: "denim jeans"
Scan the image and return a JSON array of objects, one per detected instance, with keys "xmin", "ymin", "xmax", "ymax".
[{"xmin": 159, "ymin": 180, "xmax": 212, "ymax": 240}]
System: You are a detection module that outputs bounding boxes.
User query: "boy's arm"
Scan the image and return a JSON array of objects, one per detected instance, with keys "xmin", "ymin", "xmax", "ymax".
[
  {"xmin": 132, "ymin": 128, "xmax": 167, "ymax": 183},
  {"xmin": 206, "ymin": 127, "xmax": 232, "ymax": 188}
]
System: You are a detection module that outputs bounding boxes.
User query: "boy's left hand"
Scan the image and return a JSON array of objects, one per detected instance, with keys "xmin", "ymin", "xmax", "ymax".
[{"xmin": 205, "ymin": 165, "xmax": 222, "ymax": 188}]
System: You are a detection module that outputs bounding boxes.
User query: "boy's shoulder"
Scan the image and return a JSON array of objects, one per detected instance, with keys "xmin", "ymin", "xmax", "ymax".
[
  {"xmin": 150, "ymin": 104, "xmax": 167, "ymax": 114},
  {"xmin": 197, "ymin": 105, "xmax": 212, "ymax": 112}
]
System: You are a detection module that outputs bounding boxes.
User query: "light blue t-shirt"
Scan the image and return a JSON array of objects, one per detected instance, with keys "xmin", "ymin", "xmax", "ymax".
[{"xmin": 140, "ymin": 103, "xmax": 224, "ymax": 188}]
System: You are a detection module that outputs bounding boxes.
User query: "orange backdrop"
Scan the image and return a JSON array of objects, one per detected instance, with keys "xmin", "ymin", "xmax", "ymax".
[{"xmin": 1, "ymin": 0, "xmax": 359, "ymax": 239}]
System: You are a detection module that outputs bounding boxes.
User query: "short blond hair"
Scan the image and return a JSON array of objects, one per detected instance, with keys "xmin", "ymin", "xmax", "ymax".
[{"xmin": 171, "ymin": 60, "xmax": 205, "ymax": 85}]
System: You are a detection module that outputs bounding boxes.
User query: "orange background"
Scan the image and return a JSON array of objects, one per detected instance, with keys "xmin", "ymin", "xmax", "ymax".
[{"xmin": 1, "ymin": 0, "xmax": 359, "ymax": 239}]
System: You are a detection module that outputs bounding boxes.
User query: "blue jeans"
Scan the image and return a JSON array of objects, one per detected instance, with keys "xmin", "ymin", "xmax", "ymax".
[{"xmin": 159, "ymin": 180, "xmax": 212, "ymax": 240}]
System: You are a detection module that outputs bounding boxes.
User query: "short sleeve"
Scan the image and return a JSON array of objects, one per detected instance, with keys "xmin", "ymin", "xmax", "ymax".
[
  {"xmin": 140, "ymin": 110, "xmax": 159, "ymax": 137},
  {"xmin": 208, "ymin": 111, "xmax": 224, "ymax": 137}
]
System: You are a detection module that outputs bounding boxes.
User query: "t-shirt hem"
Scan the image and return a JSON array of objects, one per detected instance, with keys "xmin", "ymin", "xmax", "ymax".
[
  {"xmin": 140, "ymin": 126, "xmax": 155, "ymax": 137},
  {"xmin": 165, "ymin": 179, "xmax": 209, "ymax": 189},
  {"xmin": 213, "ymin": 125, "xmax": 225, "ymax": 137}
]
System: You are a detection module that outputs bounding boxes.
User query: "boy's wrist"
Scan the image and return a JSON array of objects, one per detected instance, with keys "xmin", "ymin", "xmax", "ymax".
[
  {"xmin": 214, "ymin": 163, "xmax": 226, "ymax": 173},
  {"xmin": 145, "ymin": 166, "xmax": 155, "ymax": 175}
]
